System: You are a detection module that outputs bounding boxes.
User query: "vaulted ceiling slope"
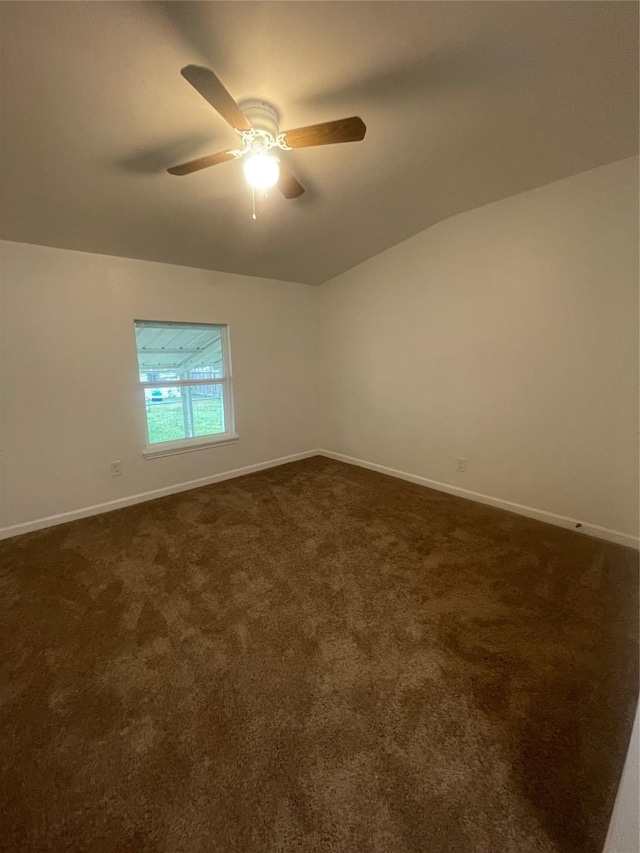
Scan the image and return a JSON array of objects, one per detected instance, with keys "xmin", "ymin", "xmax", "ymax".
[{"xmin": 0, "ymin": 1, "xmax": 637, "ymax": 285}]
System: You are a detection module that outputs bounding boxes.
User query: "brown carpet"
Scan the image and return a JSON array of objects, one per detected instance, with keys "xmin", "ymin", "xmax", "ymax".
[{"xmin": 1, "ymin": 457, "xmax": 637, "ymax": 853}]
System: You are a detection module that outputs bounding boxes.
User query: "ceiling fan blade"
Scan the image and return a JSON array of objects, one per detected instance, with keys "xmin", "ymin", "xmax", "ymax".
[
  {"xmin": 277, "ymin": 162, "xmax": 305, "ymax": 199},
  {"xmin": 180, "ymin": 65, "xmax": 252, "ymax": 132},
  {"xmin": 167, "ymin": 150, "xmax": 235, "ymax": 176},
  {"xmin": 281, "ymin": 116, "xmax": 366, "ymax": 149}
]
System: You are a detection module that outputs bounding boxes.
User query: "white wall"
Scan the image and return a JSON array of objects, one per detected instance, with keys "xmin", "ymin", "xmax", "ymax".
[
  {"xmin": 2, "ymin": 157, "xmax": 638, "ymax": 543},
  {"xmin": 0, "ymin": 241, "xmax": 317, "ymax": 533},
  {"xmin": 318, "ymin": 157, "xmax": 639, "ymax": 541},
  {"xmin": 603, "ymin": 704, "xmax": 640, "ymax": 853}
]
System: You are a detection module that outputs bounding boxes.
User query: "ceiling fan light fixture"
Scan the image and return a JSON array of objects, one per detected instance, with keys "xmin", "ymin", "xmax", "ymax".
[{"xmin": 243, "ymin": 153, "xmax": 280, "ymax": 190}]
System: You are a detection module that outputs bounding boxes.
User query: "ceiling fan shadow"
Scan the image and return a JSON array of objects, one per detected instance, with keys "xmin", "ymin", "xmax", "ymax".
[
  {"xmin": 300, "ymin": 43, "xmax": 533, "ymax": 111},
  {"xmin": 115, "ymin": 133, "xmax": 222, "ymax": 175},
  {"xmin": 157, "ymin": 0, "xmax": 227, "ymax": 68}
]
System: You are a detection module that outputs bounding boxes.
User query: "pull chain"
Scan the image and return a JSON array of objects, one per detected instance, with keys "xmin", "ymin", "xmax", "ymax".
[{"xmin": 252, "ymin": 186, "xmax": 257, "ymax": 220}]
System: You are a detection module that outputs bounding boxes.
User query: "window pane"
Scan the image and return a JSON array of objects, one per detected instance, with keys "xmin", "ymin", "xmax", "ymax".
[
  {"xmin": 144, "ymin": 385, "xmax": 226, "ymax": 444},
  {"xmin": 139, "ymin": 368, "xmax": 180, "ymax": 384},
  {"xmin": 135, "ymin": 321, "xmax": 232, "ymax": 447},
  {"xmin": 144, "ymin": 387, "xmax": 187, "ymax": 444},
  {"xmin": 193, "ymin": 386, "xmax": 225, "ymax": 437},
  {"xmin": 134, "ymin": 321, "xmax": 225, "ymax": 380}
]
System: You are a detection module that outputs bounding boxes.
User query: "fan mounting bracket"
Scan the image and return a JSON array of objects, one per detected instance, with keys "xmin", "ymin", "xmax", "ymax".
[
  {"xmin": 228, "ymin": 102, "xmax": 292, "ymax": 161},
  {"xmin": 238, "ymin": 99, "xmax": 280, "ymax": 137}
]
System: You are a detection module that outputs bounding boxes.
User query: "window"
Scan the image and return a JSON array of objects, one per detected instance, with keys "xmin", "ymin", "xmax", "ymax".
[{"xmin": 134, "ymin": 320, "xmax": 237, "ymax": 458}]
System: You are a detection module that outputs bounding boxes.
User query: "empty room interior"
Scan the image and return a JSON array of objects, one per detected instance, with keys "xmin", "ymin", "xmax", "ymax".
[{"xmin": 1, "ymin": 2, "xmax": 639, "ymax": 852}]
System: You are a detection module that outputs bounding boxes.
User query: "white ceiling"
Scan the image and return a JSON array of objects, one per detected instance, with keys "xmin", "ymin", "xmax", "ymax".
[{"xmin": 0, "ymin": 1, "xmax": 637, "ymax": 285}]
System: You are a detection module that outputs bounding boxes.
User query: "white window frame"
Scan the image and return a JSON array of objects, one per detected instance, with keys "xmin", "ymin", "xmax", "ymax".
[{"xmin": 135, "ymin": 321, "xmax": 238, "ymax": 459}]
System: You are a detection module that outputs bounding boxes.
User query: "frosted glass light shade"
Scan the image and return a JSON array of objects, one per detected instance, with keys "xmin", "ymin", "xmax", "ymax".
[{"xmin": 243, "ymin": 154, "xmax": 280, "ymax": 190}]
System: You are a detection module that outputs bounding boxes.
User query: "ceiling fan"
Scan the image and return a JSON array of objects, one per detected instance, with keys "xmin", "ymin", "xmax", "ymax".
[{"xmin": 167, "ymin": 65, "xmax": 367, "ymax": 201}]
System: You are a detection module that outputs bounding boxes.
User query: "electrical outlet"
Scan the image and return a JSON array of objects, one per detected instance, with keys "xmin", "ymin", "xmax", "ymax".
[
  {"xmin": 457, "ymin": 457, "xmax": 468, "ymax": 473},
  {"xmin": 110, "ymin": 460, "xmax": 122, "ymax": 477}
]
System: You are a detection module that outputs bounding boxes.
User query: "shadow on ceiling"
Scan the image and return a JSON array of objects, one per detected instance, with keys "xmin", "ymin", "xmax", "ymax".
[
  {"xmin": 157, "ymin": 0, "xmax": 230, "ymax": 68},
  {"xmin": 114, "ymin": 133, "xmax": 222, "ymax": 175},
  {"xmin": 297, "ymin": 43, "xmax": 533, "ymax": 111}
]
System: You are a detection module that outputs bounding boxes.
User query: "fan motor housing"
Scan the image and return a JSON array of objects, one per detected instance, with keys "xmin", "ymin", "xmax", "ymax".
[{"xmin": 238, "ymin": 100, "xmax": 280, "ymax": 139}]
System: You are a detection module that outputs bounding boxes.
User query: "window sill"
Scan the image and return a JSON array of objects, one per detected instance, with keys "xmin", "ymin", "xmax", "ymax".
[{"xmin": 143, "ymin": 433, "xmax": 239, "ymax": 460}]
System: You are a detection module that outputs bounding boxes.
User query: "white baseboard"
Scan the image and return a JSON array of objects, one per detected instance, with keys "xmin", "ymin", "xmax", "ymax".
[
  {"xmin": 318, "ymin": 449, "xmax": 640, "ymax": 550},
  {"xmin": 3, "ymin": 448, "xmax": 638, "ymax": 551},
  {"xmin": 0, "ymin": 450, "xmax": 319, "ymax": 541}
]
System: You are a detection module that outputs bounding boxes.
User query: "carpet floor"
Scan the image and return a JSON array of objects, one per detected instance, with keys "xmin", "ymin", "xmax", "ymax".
[{"xmin": 1, "ymin": 457, "xmax": 637, "ymax": 853}]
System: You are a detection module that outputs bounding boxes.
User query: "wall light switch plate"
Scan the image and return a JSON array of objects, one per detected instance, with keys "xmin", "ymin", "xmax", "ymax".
[
  {"xmin": 457, "ymin": 457, "xmax": 468, "ymax": 473},
  {"xmin": 110, "ymin": 461, "xmax": 123, "ymax": 477}
]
